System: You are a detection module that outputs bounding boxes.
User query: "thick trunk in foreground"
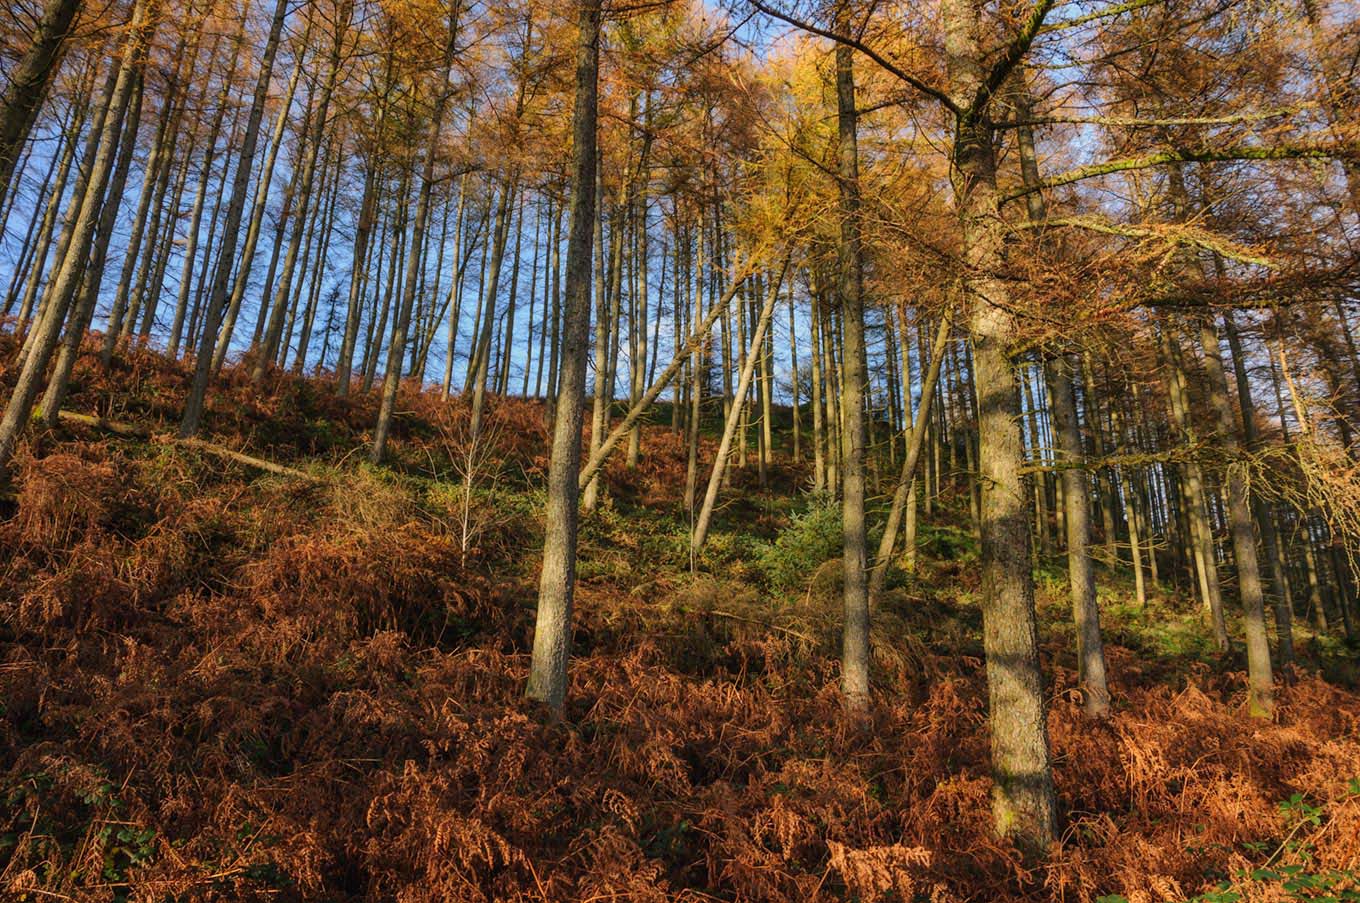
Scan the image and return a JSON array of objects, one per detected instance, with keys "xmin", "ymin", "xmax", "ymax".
[
  {"xmin": 526, "ymin": 0, "xmax": 602, "ymax": 714},
  {"xmin": 942, "ymin": 0, "xmax": 1056, "ymax": 852},
  {"xmin": 834, "ymin": 41, "xmax": 870, "ymax": 712}
]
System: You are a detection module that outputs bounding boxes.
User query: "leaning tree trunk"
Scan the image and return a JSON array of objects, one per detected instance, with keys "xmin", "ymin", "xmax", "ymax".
[
  {"xmin": 691, "ymin": 259, "xmax": 788, "ymax": 554},
  {"xmin": 869, "ymin": 312, "xmax": 951, "ymax": 598},
  {"xmin": 370, "ymin": 11, "xmax": 460, "ymax": 463},
  {"xmin": 252, "ymin": 0, "xmax": 351, "ymax": 384},
  {"xmin": 525, "ymin": 0, "xmax": 603, "ymax": 714},
  {"xmin": 38, "ymin": 66, "xmax": 146, "ymax": 426},
  {"xmin": 0, "ymin": 0, "xmax": 83, "ymax": 216},
  {"xmin": 0, "ymin": 0, "xmax": 159, "ymax": 482}
]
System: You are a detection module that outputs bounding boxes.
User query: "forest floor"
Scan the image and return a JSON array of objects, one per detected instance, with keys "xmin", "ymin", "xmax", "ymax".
[{"xmin": 2, "ymin": 338, "xmax": 1359, "ymax": 903}]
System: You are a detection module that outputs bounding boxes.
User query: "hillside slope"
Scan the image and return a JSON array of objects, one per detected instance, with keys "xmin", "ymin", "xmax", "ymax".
[{"xmin": 2, "ymin": 343, "xmax": 1359, "ymax": 902}]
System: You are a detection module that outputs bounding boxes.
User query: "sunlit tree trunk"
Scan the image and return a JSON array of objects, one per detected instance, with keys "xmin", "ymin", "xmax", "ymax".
[
  {"xmin": 0, "ymin": 0, "xmax": 82, "ymax": 216},
  {"xmin": 526, "ymin": 0, "xmax": 603, "ymax": 713}
]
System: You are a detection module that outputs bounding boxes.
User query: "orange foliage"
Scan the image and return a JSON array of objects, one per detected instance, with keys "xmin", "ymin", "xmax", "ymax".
[{"xmin": 1, "ymin": 342, "xmax": 1358, "ymax": 902}]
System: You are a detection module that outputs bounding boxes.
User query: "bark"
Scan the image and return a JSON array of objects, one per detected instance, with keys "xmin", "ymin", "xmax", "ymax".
[
  {"xmin": 526, "ymin": 0, "xmax": 602, "ymax": 714},
  {"xmin": 0, "ymin": 0, "xmax": 82, "ymax": 216}
]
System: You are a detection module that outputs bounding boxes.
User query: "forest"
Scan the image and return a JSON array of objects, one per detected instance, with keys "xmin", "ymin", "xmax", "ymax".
[{"xmin": 0, "ymin": 0, "xmax": 1359, "ymax": 898}]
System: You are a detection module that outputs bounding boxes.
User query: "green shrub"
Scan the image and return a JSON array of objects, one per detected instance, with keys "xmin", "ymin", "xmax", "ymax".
[{"xmin": 756, "ymin": 498, "xmax": 842, "ymax": 593}]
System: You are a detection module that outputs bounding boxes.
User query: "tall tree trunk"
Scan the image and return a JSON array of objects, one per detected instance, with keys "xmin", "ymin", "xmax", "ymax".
[
  {"xmin": 1013, "ymin": 79, "xmax": 1109, "ymax": 716},
  {"xmin": 1222, "ymin": 312, "xmax": 1295, "ymax": 667},
  {"xmin": 1197, "ymin": 316, "xmax": 1275, "ymax": 716},
  {"xmin": 252, "ymin": 0, "xmax": 351, "ymax": 384},
  {"xmin": 38, "ymin": 65, "xmax": 146, "ymax": 425},
  {"xmin": 942, "ymin": 0, "xmax": 1056, "ymax": 853},
  {"xmin": 177, "ymin": 0, "xmax": 289, "ymax": 431},
  {"xmin": 1164, "ymin": 328, "xmax": 1232, "ymax": 650},
  {"xmin": 525, "ymin": 0, "xmax": 602, "ymax": 714},
  {"xmin": 833, "ymin": 39, "xmax": 870, "ymax": 711},
  {"xmin": 212, "ymin": 18, "xmax": 309, "ymax": 374},
  {"xmin": 1049, "ymin": 355, "xmax": 1111, "ymax": 716}
]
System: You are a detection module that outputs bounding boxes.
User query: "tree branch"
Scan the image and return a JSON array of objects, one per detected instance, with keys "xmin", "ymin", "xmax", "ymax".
[
  {"xmin": 744, "ymin": 0, "xmax": 962, "ymax": 116},
  {"xmin": 1001, "ymin": 143, "xmax": 1358, "ymax": 202}
]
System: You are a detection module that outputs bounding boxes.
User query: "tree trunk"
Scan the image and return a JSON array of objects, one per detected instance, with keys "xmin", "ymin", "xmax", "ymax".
[
  {"xmin": 526, "ymin": 0, "xmax": 602, "ymax": 714},
  {"xmin": 869, "ymin": 312, "xmax": 951, "ymax": 597},
  {"xmin": 1197, "ymin": 316, "xmax": 1275, "ymax": 716},
  {"xmin": 0, "ymin": 0, "xmax": 160, "ymax": 481},
  {"xmin": 691, "ymin": 260, "xmax": 788, "ymax": 554},
  {"xmin": 0, "ymin": 0, "xmax": 82, "ymax": 216},
  {"xmin": 371, "ymin": 13, "xmax": 460, "ymax": 463},
  {"xmin": 942, "ymin": 0, "xmax": 1056, "ymax": 852},
  {"xmin": 252, "ymin": 0, "xmax": 351, "ymax": 384}
]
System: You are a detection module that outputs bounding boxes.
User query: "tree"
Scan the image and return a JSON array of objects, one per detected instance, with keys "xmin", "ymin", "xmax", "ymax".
[
  {"xmin": 525, "ymin": 0, "xmax": 603, "ymax": 713},
  {"xmin": 0, "ymin": 0, "xmax": 83, "ymax": 217}
]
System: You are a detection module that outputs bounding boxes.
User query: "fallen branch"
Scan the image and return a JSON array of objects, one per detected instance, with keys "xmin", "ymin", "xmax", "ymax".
[{"xmin": 56, "ymin": 410, "xmax": 319, "ymax": 481}]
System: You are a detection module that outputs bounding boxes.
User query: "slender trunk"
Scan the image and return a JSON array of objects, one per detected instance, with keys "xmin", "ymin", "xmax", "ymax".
[
  {"xmin": 212, "ymin": 19, "xmax": 309, "ymax": 374},
  {"xmin": 691, "ymin": 259, "xmax": 788, "ymax": 554},
  {"xmin": 0, "ymin": 0, "xmax": 159, "ymax": 480},
  {"xmin": 39, "ymin": 67, "xmax": 146, "ymax": 426},
  {"xmin": 869, "ymin": 313, "xmax": 951, "ymax": 596},
  {"xmin": 1197, "ymin": 316, "xmax": 1274, "ymax": 716},
  {"xmin": 1223, "ymin": 312, "xmax": 1294, "ymax": 667},
  {"xmin": 579, "ymin": 256, "xmax": 756, "ymax": 489},
  {"xmin": 526, "ymin": 0, "xmax": 602, "ymax": 713},
  {"xmin": 252, "ymin": 0, "xmax": 351, "ymax": 383},
  {"xmin": 371, "ymin": 13, "xmax": 459, "ymax": 463}
]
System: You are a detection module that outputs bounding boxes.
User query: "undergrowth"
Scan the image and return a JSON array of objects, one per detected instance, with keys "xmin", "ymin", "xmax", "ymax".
[{"xmin": 0, "ymin": 337, "xmax": 1358, "ymax": 902}]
